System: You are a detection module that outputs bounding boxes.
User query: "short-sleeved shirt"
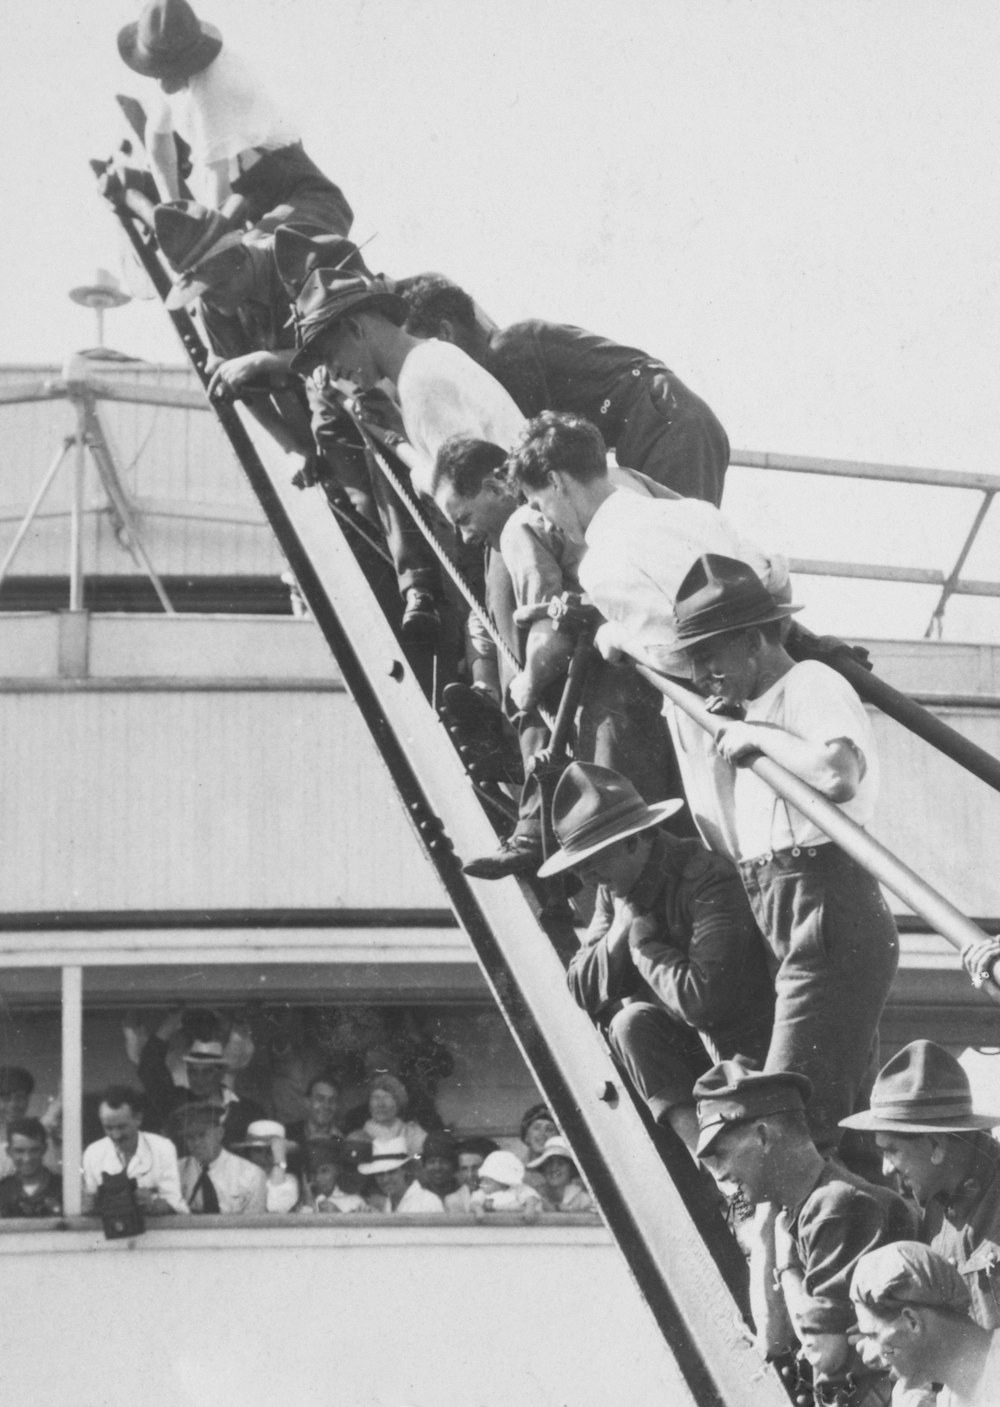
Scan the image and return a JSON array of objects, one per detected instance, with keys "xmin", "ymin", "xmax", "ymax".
[
  {"xmin": 396, "ymin": 340, "xmax": 526, "ymax": 498},
  {"xmin": 736, "ymin": 661, "xmax": 878, "ymax": 859},
  {"xmin": 82, "ymin": 1132, "xmax": 188, "ymax": 1213},
  {"xmin": 146, "ymin": 48, "xmax": 299, "ymax": 202},
  {"xmin": 923, "ymin": 1132, "xmax": 1000, "ymax": 1330},
  {"xmin": 579, "ymin": 488, "xmax": 789, "ymax": 673},
  {"xmin": 784, "ymin": 1160, "xmax": 916, "ymax": 1335}
]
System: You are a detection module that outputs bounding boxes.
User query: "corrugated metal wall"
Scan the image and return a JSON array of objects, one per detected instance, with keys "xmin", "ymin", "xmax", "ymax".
[
  {"xmin": 0, "ymin": 363, "xmax": 284, "ymax": 578},
  {"xmin": 0, "ymin": 687, "xmax": 447, "ymax": 911}
]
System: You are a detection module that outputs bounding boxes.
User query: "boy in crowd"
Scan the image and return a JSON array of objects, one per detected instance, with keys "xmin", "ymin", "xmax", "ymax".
[{"xmin": 0, "ymin": 1118, "xmax": 62, "ymax": 1218}]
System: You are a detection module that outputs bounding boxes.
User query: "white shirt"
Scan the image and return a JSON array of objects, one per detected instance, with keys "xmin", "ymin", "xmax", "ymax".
[
  {"xmin": 146, "ymin": 48, "xmax": 299, "ymax": 202},
  {"xmin": 370, "ymin": 1180, "xmax": 445, "ymax": 1215},
  {"xmin": 396, "ymin": 340, "xmax": 526, "ymax": 498},
  {"xmin": 264, "ymin": 1170, "xmax": 300, "ymax": 1214},
  {"xmin": 735, "ymin": 661, "xmax": 878, "ymax": 859},
  {"xmin": 579, "ymin": 488, "xmax": 789, "ymax": 674},
  {"xmin": 82, "ymin": 1132, "xmax": 188, "ymax": 1213},
  {"xmin": 178, "ymin": 1148, "xmax": 266, "ymax": 1214}
]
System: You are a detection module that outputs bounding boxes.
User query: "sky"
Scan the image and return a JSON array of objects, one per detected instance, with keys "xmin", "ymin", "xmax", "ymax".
[{"xmin": 2, "ymin": 0, "xmax": 999, "ymax": 641}]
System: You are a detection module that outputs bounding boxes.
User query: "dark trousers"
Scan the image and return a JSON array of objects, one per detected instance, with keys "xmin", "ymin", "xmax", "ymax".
[
  {"xmin": 608, "ymin": 999, "xmax": 773, "ymax": 1120},
  {"xmin": 510, "ymin": 661, "xmax": 677, "ymax": 841},
  {"xmin": 739, "ymin": 844, "xmax": 899, "ymax": 1152},
  {"xmin": 616, "ymin": 371, "xmax": 729, "ymax": 506},
  {"xmin": 234, "ymin": 143, "xmax": 354, "ymax": 235}
]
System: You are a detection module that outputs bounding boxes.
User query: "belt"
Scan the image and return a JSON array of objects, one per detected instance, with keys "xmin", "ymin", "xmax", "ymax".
[{"xmin": 739, "ymin": 841, "xmax": 839, "ymax": 876}]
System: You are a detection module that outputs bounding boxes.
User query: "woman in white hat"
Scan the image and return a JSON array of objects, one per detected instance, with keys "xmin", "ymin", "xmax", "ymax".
[
  {"xmin": 526, "ymin": 1136, "xmax": 594, "ymax": 1214},
  {"xmin": 359, "ymin": 1138, "xmax": 443, "ymax": 1215}
]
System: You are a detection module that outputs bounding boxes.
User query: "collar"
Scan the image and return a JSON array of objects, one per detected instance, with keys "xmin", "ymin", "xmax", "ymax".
[
  {"xmin": 943, "ymin": 1132, "xmax": 1000, "ymax": 1219},
  {"xmin": 624, "ymin": 831, "xmax": 688, "ymax": 912}
]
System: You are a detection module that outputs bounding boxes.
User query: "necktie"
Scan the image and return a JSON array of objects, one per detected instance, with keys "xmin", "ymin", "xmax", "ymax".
[{"xmin": 193, "ymin": 1164, "xmax": 220, "ymax": 1214}]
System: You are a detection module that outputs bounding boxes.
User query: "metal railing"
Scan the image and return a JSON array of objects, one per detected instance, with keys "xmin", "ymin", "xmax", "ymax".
[{"xmin": 732, "ymin": 448, "xmax": 1000, "ymax": 637}]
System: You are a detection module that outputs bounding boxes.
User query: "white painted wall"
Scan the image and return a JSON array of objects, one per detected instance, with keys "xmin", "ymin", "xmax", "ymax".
[{"xmin": 0, "ymin": 1223, "xmax": 696, "ymax": 1407}]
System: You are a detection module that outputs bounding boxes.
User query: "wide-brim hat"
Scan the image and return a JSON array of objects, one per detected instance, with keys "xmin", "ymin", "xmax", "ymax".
[
  {"xmin": 233, "ymin": 1119, "xmax": 299, "ymax": 1152},
  {"xmin": 272, "ymin": 227, "xmax": 373, "ymax": 296},
  {"xmin": 526, "ymin": 1135, "xmax": 578, "ymax": 1171},
  {"xmin": 118, "ymin": 0, "xmax": 222, "ymax": 82},
  {"xmin": 357, "ymin": 1136, "xmax": 412, "ymax": 1175},
  {"xmin": 182, "ymin": 1039, "xmax": 228, "ymax": 1066},
  {"xmin": 693, "ymin": 1057, "xmax": 813, "ymax": 1157},
  {"xmin": 153, "ymin": 200, "xmax": 246, "ymax": 309},
  {"xmin": 537, "ymin": 762, "xmax": 683, "ymax": 878},
  {"xmin": 289, "ymin": 268, "xmax": 407, "ymax": 375},
  {"xmin": 673, "ymin": 553, "xmax": 802, "ymax": 651},
  {"xmin": 839, "ymin": 1040, "xmax": 1000, "ymax": 1134}
]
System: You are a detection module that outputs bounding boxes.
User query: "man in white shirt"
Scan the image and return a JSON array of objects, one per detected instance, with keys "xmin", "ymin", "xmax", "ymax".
[
  {"xmin": 289, "ymin": 269, "xmax": 525, "ymax": 501},
  {"xmin": 177, "ymin": 1104, "xmax": 266, "ymax": 1214},
  {"xmin": 118, "ymin": 0, "xmax": 352, "ymax": 232},
  {"xmin": 82, "ymin": 1085, "xmax": 188, "ymax": 1215},
  {"xmin": 359, "ymin": 1137, "xmax": 444, "ymax": 1214}
]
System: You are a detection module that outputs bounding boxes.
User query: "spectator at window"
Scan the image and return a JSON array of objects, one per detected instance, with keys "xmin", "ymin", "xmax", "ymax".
[
  {"xmin": 0, "ymin": 1066, "xmax": 35, "ymax": 1178},
  {"xmin": 518, "ymin": 1103, "xmax": 558, "ymax": 1192},
  {"xmin": 527, "ymin": 1136, "xmax": 595, "ymax": 1214},
  {"xmin": 0, "ymin": 1117, "xmax": 62, "ymax": 1218},
  {"xmin": 347, "ymin": 1073, "xmax": 427, "ymax": 1156},
  {"xmin": 82, "ymin": 1085, "xmax": 188, "ymax": 1216},
  {"xmin": 360, "ymin": 1137, "xmax": 444, "ymax": 1214},
  {"xmin": 470, "ymin": 1150, "xmax": 541, "ymax": 1220},
  {"xmin": 176, "ymin": 1104, "xmax": 266, "ymax": 1214},
  {"xmin": 455, "ymin": 1136, "xmax": 499, "ymax": 1204},
  {"xmin": 285, "ymin": 1074, "xmax": 343, "ymax": 1147},
  {"xmin": 418, "ymin": 1131, "xmax": 468, "ymax": 1211},
  {"xmin": 299, "ymin": 1136, "xmax": 369, "ymax": 1214},
  {"xmin": 136, "ymin": 1009, "xmax": 265, "ymax": 1146},
  {"xmin": 233, "ymin": 1120, "xmax": 300, "ymax": 1212}
]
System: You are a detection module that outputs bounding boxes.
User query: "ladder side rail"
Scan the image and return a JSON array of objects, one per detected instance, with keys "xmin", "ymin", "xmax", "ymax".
[{"xmin": 101, "ymin": 189, "xmax": 789, "ymax": 1406}]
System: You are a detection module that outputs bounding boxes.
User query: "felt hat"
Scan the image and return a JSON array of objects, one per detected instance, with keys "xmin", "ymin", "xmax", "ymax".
[
  {"xmin": 477, "ymin": 1149, "xmax": 526, "ymax": 1188},
  {"xmin": 839, "ymin": 1040, "xmax": 1000, "ymax": 1134},
  {"xmin": 693, "ymin": 1056, "xmax": 812, "ymax": 1157},
  {"xmin": 421, "ymin": 1131, "xmax": 459, "ymax": 1163},
  {"xmin": 289, "ymin": 269, "xmax": 407, "ymax": 374},
  {"xmin": 525, "ymin": 1135, "xmax": 578, "ymax": 1171},
  {"xmin": 0, "ymin": 1065, "xmax": 34, "ymax": 1097},
  {"xmin": 518, "ymin": 1103, "xmax": 552, "ymax": 1145},
  {"xmin": 536, "ymin": 763, "xmax": 684, "ymax": 878},
  {"xmin": 305, "ymin": 1136, "xmax": 345, "ymax": 1169},
  {"xmin": 118, "ymin": 0, "xmax": 222, "ymax": 82},
  {"xmin": 851, "ymin": 1241, "xmax": 972, "ymax": 1316},
  {"xmin": 357, "ymin": 1136, "xmax": 412, "ymax": 1175},
  {"xmin": 272, "ymin": 227, "xmax": 372, "ymax": 297},
  {"xmin": 182, "ymin": 1039, "xmax": 228, "ymax": 1066},
  {"xmin": 673, "ymin": 554, "xmax": 801, "ymax": 651},
  {"xmin": 153, "ymin": 201, "xmax": 246, "ymax": 310}
]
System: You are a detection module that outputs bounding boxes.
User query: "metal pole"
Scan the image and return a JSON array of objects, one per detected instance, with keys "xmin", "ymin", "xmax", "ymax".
[
  {"xmin": 635, "ymin": 663, "xmax": 1000, "ymax": 1006},
  {"xmin": 69, "ymin": 399, "xmax": 87, "ymax": 611},
  {"xmin": 61, "ymin": 965, "xmax": 83, "ymax": 1216},
  {"xmin": 0, "ymin": 438, "xmax": 73, "ymax": 590},
  {"xmin": 792, "ymin": 630, "xmax": 1000, "ymax": 798}
]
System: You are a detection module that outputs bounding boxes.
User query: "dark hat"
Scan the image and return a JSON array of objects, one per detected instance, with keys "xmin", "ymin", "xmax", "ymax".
[
  {"xmin": 0, "ymin": 1066, "xmax": 34, "ymax": 1097},
  {"xmin": 118, "ymin": 0, "xmax": 222, "ymax": 82},
  {"xmin": 537, "ymin": 763, "xmax": 683, "ymax": 879},
  {"xmin": 153, "ymin": 201, "xmax": 246, "ymax": 310},
  {"xmin": 519, "ymin": 1103, "xmax": 553, "ymax": 1144},
  {"xmin": 673, "ymin": 554, "xmax": 801, "ymax": 651},
  {"xmin": 421, "ymin": 1131, "xmax": 459, "ymax": 1163},
  {"xmin": 693, "ymin": 1056, "xmax": 812, "ymax": 1157},
  {"xmin": 289, "ymin": 269, "xmax": 407, "ymax": 375},
  {"xmin": 839, "ymin": 1040, "xmax": 1000, "ymax": 1134},
  {"xmin": 851, "ymin": 1241, "xmax": 972, "ymax": 1316},
  {"xmin": 272, "ymin": 227, "xmax": 372, "ymax": 297},
  {"xmin": 305, "ymin": 1135, "xmax": 345, "ymax": 1169}
]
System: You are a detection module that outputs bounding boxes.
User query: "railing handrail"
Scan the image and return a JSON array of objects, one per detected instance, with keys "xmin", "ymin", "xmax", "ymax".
[{"xmin": 636, "ymin": 662, "xmax": 1000, "ymax": 1007}]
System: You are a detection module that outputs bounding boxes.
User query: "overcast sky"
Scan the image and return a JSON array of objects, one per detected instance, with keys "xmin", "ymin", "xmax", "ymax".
[{"xmin": 3, "ymin": 0, "xmax": 999, "ymax": 640}]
